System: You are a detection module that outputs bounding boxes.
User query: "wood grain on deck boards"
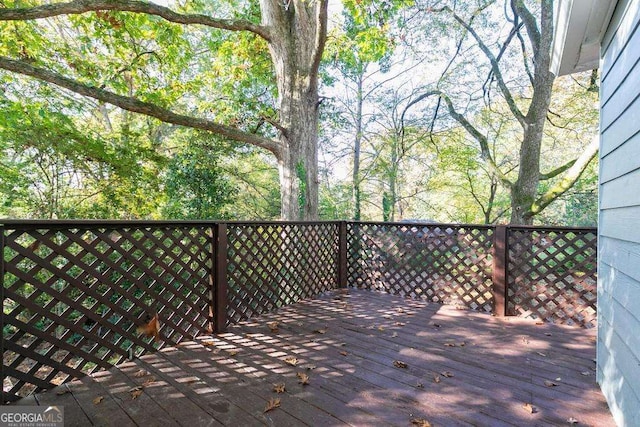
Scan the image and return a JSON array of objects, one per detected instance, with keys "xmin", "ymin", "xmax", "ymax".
[{"xmin": 13, "ymin": 289, "xmax": 614, "ymax": 427}]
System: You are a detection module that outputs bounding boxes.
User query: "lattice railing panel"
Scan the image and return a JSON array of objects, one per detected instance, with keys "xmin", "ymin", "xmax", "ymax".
[
  {"xmin": 226, "ymin": 223, "xmax": 339, "ymax": 324},
  {"xmin": 346, "ymin": 223, "xmax": 494, "ymax": 312},
  {"xmin": 2, "ymin": 224, "xmax": 213, "ymax": 402},
  {"xmin": 506, "ymin": 228, "xmax": 597, "ymax": 327}
]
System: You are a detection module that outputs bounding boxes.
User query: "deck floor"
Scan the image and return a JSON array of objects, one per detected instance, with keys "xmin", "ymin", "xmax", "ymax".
[{"xmin": 18, "ymin": 289, "xmax": 613, "ymax": 426}]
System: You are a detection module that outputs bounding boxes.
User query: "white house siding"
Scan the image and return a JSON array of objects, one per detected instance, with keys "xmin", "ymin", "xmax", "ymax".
[{"xmin": 598, "ymin": 0, "xmax": 640, "ymax": 424}]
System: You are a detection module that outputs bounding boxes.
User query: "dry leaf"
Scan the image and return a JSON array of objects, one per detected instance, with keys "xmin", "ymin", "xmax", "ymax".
[
  {"xmin": 136, "ymin": 313, "xmax": 161, "ymax": 342},
  {"xmin": 133, "ymin": 369, "xmax": 149, "ymax": 378},
  {"xmin": 536, "ymin": 352, "xmax": 547, "ymax": 357},
  {"xmin": 228, "ymin": 349, "xmax": 239, "ymax": 356},
  {"xmin": 535, "ymin": 321, "xmax": 544, "ymax": 325},
  {"xmin": 444, "ymin": 343, "xmax": 456, "ymax": 347},
  {"xmin": 129, "ymin": 386, "xmax": 143, "ymax": 400},
  {"xmin": 313, "ymin": 327, "xmax": 328, "ymax": 334},
  {"xmin": 544, "ymin": 380, "xmax": 558, "ymax": 387},
  {"xmin": 459, "ymin": 342, "xmax": 466, "ymax": 347},
  {"xmin": 523, "ymin": 403, "xmax": 536, "ymax": 414},
  {"xmin": 202, "ymin": 340, "xmax": 216, "ymax": 346},
  {"xmin": 580, "ymin": 371, "xmax": 591, "ymax": 376},
  {"xmin": 339, "ymin": 351, "xmax": 348, "ymax": 356},
  {"xmin": 567, "ymin": 417, "xmax": 578, "ymax": 424},
  {"xmin": 142, "ymin": 377, "xmax": 156, "ymax": 387},
  {"xmin": 393, "ymin": 360, "xmax": 408, "ymax": 369},
  {"xmin": 377, "ymin": 326, "xmax": 385, "ymax": 331},
  {"xmin": 296, "ymin": 372, "xmax": 310, "ymax": 385},
  {"xmin": 267, "ymin": 321, "xmax": 279, "ymax": 333},
  {"xmin": 395, "ymin": 322, "xmax": 406, "ymax": 326},
  {"xmin": 92, "ymin": 396, "xmax": 104, "ymax": 405},
  {"xmin": 273, "ymin": 383, "xmax": 286, "ymax": 393},
  {"xmin": 396, "ymin": 308, "xmax": 405, "ymax": 313},
  {"xmin": 440, "ymin": 371, "xmax": 454, "ymax": 378},
  {"xmin": 284, "ymin": 356, "xmax": 298, "ymax": 366},
  {"xmin": 410, "ymin": 418, "xmax": 432, "ymax": 427},
  {"xmin": 433, "ymin": 375, "xmax": 441, "ymax": 383},
  {"xmin": 416, "ymin": 382, "xmax": 424, "ymax": 388},
  {"xmin": 264, "ymin": 398, "xmax": 281, "ymax": 413}
]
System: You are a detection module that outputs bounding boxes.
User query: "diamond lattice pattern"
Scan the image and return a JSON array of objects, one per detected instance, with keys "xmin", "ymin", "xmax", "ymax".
[
  {"xmin": 2, "ymin": 225, "xmax": 213, "ymax": 402},
  {"xmin": 506, "ymin": 228, "xmax": 597, "ymax": 327}
]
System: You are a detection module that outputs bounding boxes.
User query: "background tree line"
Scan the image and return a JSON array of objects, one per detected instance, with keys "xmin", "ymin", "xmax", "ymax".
[{"xmin": 0, "ymin": 0, "xmax": 598, "ymax": 225}]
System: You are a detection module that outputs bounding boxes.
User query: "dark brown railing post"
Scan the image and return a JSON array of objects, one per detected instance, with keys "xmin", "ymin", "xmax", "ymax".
[
  {"xmin": 337, "ymin": 221, "xmax": 348, "ymax": 288},
  {"xmin": 492, "ymin": 225, "xmax": 508, "ymax": 317},
  {"xmin": 214, "ymin": 223, "xmax": 229, "ymax": 333}
]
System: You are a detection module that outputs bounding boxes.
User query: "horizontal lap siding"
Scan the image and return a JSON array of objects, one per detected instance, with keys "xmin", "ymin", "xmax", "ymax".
[{"xmin": 598, "ymin": 0, "xmax": 640, "ymax": 425}]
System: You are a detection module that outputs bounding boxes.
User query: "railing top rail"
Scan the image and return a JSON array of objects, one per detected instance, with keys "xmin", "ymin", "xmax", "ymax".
[
  {"xmin": 0, "ymin": 219, "xmax": 346, "ymax": 229},
  {"xmin": 348, "ymin": 220, "xmax": 495, "ymax": 229}
]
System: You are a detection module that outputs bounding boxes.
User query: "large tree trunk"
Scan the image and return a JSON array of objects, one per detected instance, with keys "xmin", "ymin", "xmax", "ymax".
[
  {"xmin": 261, "ymin": 0, "xmax": 325, "ymax": 220},
  {"xmin": 509, "ymin": 0, "xmax": 555, "ymax": 225}
]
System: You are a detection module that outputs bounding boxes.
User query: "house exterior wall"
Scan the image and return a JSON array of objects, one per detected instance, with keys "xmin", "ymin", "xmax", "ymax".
[{"xmin": 598, "ymin": 0, "xmax": 640, "ymax": 424}]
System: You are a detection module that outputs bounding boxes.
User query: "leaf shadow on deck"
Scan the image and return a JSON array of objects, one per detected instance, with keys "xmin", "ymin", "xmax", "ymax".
[{"xmin": 23, "ymin": 289, "xmax": 613, "ymax": 426}]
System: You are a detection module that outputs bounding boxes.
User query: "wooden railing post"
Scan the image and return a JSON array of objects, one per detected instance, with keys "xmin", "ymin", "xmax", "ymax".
[
  {"xmin": 214, "ymin": 223, "xmax": 229, "ymax": 333},
  {"xmin": 492, "ymin": 225, "xmax": 508, "ymax": 317},
  {"xmin": 337, "ymin": 221, "xmax": 348, "ymax": 288}
]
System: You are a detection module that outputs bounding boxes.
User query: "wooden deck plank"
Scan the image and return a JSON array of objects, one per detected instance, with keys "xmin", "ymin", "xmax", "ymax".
[{"xmin": 12, "ymin": 289, "xmax": 614, "ymax": 427}]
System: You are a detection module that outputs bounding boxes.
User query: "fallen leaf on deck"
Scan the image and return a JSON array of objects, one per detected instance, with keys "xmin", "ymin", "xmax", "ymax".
[
  {"xmin": 297, "ymin": 372, "xmax": 310, "ymax": 385},
  {"xmin": 459, "ymin": 342, "xmax": 466, "ymax": 347},
  {"xmin": 444, "ymin": 343, "xmax": 456, "ymax": 347},
  {"xmin": 92, "ymin": 396, "xmax": 104, "ymax": 405},
  {"xmin": 142, "ymin": 377, "xmax": 156, "ymax": 387},
  {"xmin": 133, "ymin": 369, "xmax": 149, "ymax": 378},
  {"xmin": 440, "ymin": 371, "xmax": 454, "ymax": 378},
  {"xmin": 416, "ymin": 382, "xmax": 424, "ymax": 388},
  {"xmin": 136, "ymin": 313, "xmax": 161, "ymax": 342},
  {"xmin": 228, "ymin": 350, "xmax": 239, "ymax": 356},
  {"xmin": 313, "ymin": 327, "xmax": 328, "ymax": 334},
  {"xmin": 396, "ymin": 308, "xmax": 405, "ymax": 313},
  {"xmin": 544, "ymin": 380, "xmax": 558, "ymax": 387},
  {"xmin": 129, "ymin": 386, "xmax": 143, "ymax": 400},
  {"xmin": 267, "ymin": 321, "xmax": 279, "ymax": 333},
  {"xmin": 264, "ymin": 398, "xmax": 281, "ymax": 413},
  {"xmin": 567, "ymin": 417, "xmax": 578, "ymax": 424},
  {"xmin": 536, "ymin": 352, "xmax": 547, "ymax": 357},
  {"xmin": 410, "ymin": 418, "xmax": 432, "ymax": 426},
  {"xmin": 395, "ymin": 322, "xmax": 406, "ymax": 326},
  {"xmin": 393, "ymin": 360, "xmax": 408, "ymax": 369},
  {"xmin": 535, "ymin": 321, "xmax": 544, "ymax": 325},
  {"xmin": 580, "ymin": 371, "xmax": 591, "ymax": 376},
  {"xmin": 273, "ymin": 383, "xmax": 286, "ymax": 393},
  {"xmin": 522, "ymin": 403, "xmax": 536, "ymax": 414},
  {"xmin": 202, "ymin": 340, "xmax": 216, "ymax": 346},
  {"xmin": 377, "ymin": 326, "xmax": 385, "ymax": 331},
  {"xmin": 284, "ymin": 356, "xmax": 299, "ymax": 366},
  {"xmin": 433, "ymin": 375, "xmax": 441, "ymax": 383},
  {"xmin": 340, "ymin": 351, "xmax": 348, "ymax": 356}
]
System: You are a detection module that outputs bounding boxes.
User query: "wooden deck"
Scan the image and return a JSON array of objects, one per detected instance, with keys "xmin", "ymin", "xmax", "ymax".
[{"xmin": 17, "ymin": 289, "xmax": 613, "ymax": 426}]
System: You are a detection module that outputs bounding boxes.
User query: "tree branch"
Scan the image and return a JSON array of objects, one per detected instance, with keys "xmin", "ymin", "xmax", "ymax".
[
  {"xmin": 438, "ymin": 6, "xmax": 525, "ymax": 126},
  {"xmin": 539, "ymin": 158, "xmax": 576, "ymax": 180},
  {"xmin": 0, "ymin": 0, "xmax": 272, "ymax": 41},
  {"xmin": 531, "ymin": 136, "xmax": 599, "ymax": 215},
  {"xmin": 0, "ymin": 56, "xmax": 281, "ymax": 155},
  {"xmin": 401, "ymin": 89, "xmax": 513, "ymax": 190}
]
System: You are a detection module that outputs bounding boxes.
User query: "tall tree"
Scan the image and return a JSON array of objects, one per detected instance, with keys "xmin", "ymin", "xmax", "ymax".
[
  {"xmin": 0, "ymin": 0, "xmax": 327, "ymax": 220},
  {"xmin": 402, "ymin": 0, "xmax": 598, "ymax": 224}
]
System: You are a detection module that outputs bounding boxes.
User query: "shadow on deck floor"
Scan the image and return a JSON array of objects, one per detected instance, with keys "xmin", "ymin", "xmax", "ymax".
[{"xmin": 16, "ymin": 289, "xmax": 614, "ymax": 426}]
